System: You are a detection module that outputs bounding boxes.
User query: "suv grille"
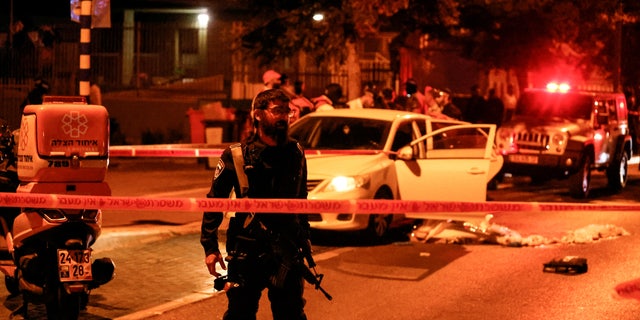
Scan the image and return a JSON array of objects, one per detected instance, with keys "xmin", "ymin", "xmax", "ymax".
[
  {"xmin": 306, "ymin": 179, "xmax": 323, "ymax": 192},
  {"xmin": 514, "ymin": 132, "xmax": 550, "ymax": 151}
]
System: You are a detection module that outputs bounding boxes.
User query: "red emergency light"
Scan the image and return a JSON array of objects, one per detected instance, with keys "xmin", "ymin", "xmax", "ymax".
[{"xmin": 546, "ymin": 82, "xmax": 571, "ymax": 93}]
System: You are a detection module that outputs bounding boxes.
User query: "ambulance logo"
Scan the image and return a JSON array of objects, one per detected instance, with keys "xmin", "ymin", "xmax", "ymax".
[
  {"xmin": 19, "ymin": 119, "xmax": 28, "ymax": 151},
  {"xmin": 61, "ymin": 111, "xmax": 88, "ymax": 138}
]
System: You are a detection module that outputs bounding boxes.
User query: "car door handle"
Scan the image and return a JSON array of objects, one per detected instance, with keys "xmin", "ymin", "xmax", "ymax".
[{"xmin": 467, "ymin": 168, "xmax": 486, "ymax": 175}]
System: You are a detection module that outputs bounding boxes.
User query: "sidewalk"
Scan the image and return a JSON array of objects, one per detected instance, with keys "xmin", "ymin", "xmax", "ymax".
[{"xmin": 94, "ymin": 221, "xmax": 229, "ymax": 320}]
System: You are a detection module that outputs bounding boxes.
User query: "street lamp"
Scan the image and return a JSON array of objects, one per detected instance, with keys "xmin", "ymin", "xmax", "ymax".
[
  {"xmin": 197, "ymin": 12, "xmax": 209, "ymax": 29},
  {"xmin": 312, "ymin": 13, "xmax": 324, "ymax": 22}
]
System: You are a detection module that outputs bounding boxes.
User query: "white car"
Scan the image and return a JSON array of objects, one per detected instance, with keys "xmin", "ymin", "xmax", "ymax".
[{"xmin": 289, "ymin": 108, "xmax": 503, "ymax": 238}]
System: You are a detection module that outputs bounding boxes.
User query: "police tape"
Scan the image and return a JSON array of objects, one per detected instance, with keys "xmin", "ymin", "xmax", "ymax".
[
  {"xmin": 109, "ymin": 145, "xmax": 385, "ymax": 158},
  {"xmin": 109, "ymin": 145, "xmax": 223, "ymax": 158},
  {"xmin": 1, "ymin": 192, "xmax": 640, "ymax": 213}
]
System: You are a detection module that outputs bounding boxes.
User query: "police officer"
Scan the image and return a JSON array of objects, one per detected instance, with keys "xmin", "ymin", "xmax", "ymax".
[{"xmin": 201, "ymin": 89, "xmax": 312, "ymax": 320}]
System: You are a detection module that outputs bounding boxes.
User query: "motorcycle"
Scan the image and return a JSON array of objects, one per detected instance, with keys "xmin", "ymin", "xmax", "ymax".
[{"xmin": 0, "ymin": 97, "xmax": 115, "ymax": 319}]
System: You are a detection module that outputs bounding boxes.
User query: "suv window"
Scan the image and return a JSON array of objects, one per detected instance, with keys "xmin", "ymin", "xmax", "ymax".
[
  {"xmin": 607, "ymin": 99, "xmax": 618, "ymax": 122},
  {"xmin": 516, "ymin": 92, "xmax": 593, "ymax": 120}
]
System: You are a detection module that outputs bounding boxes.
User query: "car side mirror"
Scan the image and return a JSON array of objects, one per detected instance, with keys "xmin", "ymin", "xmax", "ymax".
[{"xmin": 397, "ymin": 145, "xmax": 414, "ymax": 161}]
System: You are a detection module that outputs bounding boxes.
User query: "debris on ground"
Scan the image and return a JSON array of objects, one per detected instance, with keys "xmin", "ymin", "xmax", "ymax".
[
  {"xmin": 409, "ymin": 215, "xmax": 630, "ymax": 247},
  {"xmin": 543, "ymin": 256, "xmax": 588, "ymax": 274},
  {"xmin": 561, "ymin": 224, "xmax": 630, "ymax": 244}
]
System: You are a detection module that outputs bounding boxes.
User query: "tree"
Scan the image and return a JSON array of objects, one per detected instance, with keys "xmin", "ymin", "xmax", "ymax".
[
  {"xmin": 235, "ymin": 0, "xmax": 640, "ymax": 96},
  {"xmin": 454, "ymin": 0, "xmax": 640, "ymax": 88},
  {"xmin": 236, "ymin": 0, "xmax": 415, "ymax": 99}
]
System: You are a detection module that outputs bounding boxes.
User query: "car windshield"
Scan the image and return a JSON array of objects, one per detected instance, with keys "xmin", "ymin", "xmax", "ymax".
[
  {"xmin": 289, "ymin": 116, "xmax": 390, "ymax": 150},
  {"xmin": 516, "ymin": 91, "xmax": 593, "ymax": 120}
]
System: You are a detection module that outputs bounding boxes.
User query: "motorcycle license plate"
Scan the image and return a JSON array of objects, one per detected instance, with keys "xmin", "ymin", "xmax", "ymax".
[{"xmin": 58, "ymin": 249, "xmax": 92, "ymax": 282}]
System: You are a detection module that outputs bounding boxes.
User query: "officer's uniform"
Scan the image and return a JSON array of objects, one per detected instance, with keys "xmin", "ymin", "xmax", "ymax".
[{"xmin": 200, "ymin": 134, "xmax": 309, "ymax": 320}]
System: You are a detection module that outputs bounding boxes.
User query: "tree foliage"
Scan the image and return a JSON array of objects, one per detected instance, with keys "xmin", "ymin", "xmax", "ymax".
[
  {"xmin": 235, "ymin": 0, "xmax": 640, "ymax": 83},
  {"xmin": 455, "ymin": 0, "xmax": 640, "ymax": 81},
  {"xmin": 237, "ymin": 0, "xmax": 416, "ymax": 67}
]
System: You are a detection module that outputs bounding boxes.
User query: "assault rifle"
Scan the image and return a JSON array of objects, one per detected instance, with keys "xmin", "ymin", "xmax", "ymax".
[{"xmin": 300, "ymin": 251, "xmax": 332, "ymax": 301}]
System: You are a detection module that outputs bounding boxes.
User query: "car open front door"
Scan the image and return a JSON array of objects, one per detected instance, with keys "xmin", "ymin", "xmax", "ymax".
[{"xmin": 395, "ymin": 124, "xmax": 498, "ymax": 221}]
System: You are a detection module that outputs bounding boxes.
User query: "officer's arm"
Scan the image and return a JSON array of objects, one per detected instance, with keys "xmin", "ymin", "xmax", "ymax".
[{"xmin": 200, "ymin": 149, "xmax": 237, "ymax": 257}]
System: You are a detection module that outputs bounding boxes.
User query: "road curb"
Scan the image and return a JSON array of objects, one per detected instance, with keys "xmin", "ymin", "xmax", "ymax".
[{"xmin": 93, "ymin": 222, "xmax": 202, "ymax": 252}]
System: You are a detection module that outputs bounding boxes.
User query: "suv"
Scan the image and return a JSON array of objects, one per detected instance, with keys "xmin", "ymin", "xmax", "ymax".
[{"xmin": 495, "ymin": 84, "xmax": 632, "ymax": 198}]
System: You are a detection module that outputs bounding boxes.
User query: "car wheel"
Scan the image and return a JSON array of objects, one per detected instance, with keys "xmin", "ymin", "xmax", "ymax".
[
  {"xmin": 606, "ymin": 151, "xmax": 628, "ymax": 192},
  {"xmin": 366, "ymin": 189, "xmax": 393, "ymax": 239},
  {"xmin": 569, "ymin": 154, "xmax": 592, "ymax": 199}
]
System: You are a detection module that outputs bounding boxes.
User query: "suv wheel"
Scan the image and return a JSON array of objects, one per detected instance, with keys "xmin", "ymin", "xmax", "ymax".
[
  {"xmin": 607, "ymin": 151, "xmax": 628, "ymax": 192},
  {"xmin": 569, "ymin": 154, "xmax": 592, "ymax": 199}
]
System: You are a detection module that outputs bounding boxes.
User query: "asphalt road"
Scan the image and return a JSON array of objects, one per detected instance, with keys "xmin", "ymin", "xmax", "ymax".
[{"xmin": 2, "ymin": 157, "xmax": 640, "ymax": 319}]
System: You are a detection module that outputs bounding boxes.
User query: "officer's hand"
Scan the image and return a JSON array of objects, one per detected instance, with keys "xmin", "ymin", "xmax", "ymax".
[{"xmin": 205, "ymin": 252, "xmax": 226, "ymax": 277}]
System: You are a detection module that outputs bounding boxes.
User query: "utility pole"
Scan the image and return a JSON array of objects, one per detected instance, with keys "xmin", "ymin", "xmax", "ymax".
[
  {"xmin": 79, "ymin": 0, "xmax": 92, "ymax": 98},
  {"xmin": 8, "ymin": 0, "xmax": 13, "ymax": 48}
]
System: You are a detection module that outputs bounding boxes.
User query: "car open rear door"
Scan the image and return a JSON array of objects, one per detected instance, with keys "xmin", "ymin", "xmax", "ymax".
[{"xmin": 394, "ymin": 124, "xmax": 498, "ymax": 221}]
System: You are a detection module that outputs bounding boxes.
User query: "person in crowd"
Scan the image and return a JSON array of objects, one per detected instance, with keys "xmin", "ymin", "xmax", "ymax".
[
  {"xmin": 262, "ymin": 69, "xmax": 282, "ymax": 90},
  {"xmin": 624, "ymin": 85, "xmax": 640, "ymax": 149},
  {"xmin": 440, "ymin": 88, "xmax": 462, "ymax": 120},
  {"xmin": 464, "ymin": 84, "xmax": 486, "ymax": 123},
  {"xmin": 0, "ymin": 118, "xmax": 18, "ymax": 237},
  {"xmin": 403, "ymin": 79, "xmax": 423, "ymax": 113},
  {"xmin": 347, "ymin": 89, "xmax": 374, "ymax": 109},
  {"xmin": 19, "ymin": 77, "xmax": 49, "ymax": 113},
  {"xmin": 279, "ymin": 73, "xmax": 296, "ymax": 98},
  {"xmin": 313, "ymin": 83, "xmax": 343, "ymax": 111},
  {"xmin": 90, "ymin": 78, "xmax": 102, "ymax": 105},
  {"xmin": 288, "ymin": 103, "xmax": 302, "ymax": 123},
  {"xmin": 291, "ymin": 80, "xmax": 314, "ymax": 117},
  {"xmin": 424, "ymin": 86, "xmax": 443, "ymax": 116},
  {"xmin": 201, "ymin": 88, "xmax": 314, "ymax": 320},
  {"xmin": 502, "ymin": 83, "xmax": 518, "ymax": 122},
  {"xmin": 485, "ymin": 88, "xmax": 505, "ymax": 127},
  {"xmin": 376, "ymin": 87, "xmax": 396, "ymax": 109}
]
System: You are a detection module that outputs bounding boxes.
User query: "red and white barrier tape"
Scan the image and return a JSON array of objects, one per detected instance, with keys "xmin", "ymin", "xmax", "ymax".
[
  {"xmin": 1, "ymin": 192, "xmax": 640, "ymax": 213},
  {"xmin": 109, "ymin": 145, "xmax": 385, "ymax": 158},
  {"xmin": 109, "ymin": 145, "xmax": 224, "ymax": 158}
]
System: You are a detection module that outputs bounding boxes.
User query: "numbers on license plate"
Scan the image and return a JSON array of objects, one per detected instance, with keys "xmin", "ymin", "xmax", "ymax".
[
  {"xmin": 58, "ymin": 249, "xmax": 92, "ymax": 282},
  {"xmin": 59, "ymin": 250, "xmax": 90, "ymax": 264}
]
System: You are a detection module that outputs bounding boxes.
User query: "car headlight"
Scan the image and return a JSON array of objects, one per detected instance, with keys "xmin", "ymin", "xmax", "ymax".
[
  {"xmin": 324, "ymin": 175, "xmax": 370, "ymax": 193},
  {"xmin": 550, "ymin": 132, "xmax": 568, "ymax": 151}
]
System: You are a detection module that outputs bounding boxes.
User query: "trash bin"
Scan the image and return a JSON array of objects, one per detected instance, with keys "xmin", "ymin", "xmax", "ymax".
[
  {"xmin": 203, "ymin": 120, "xmax": 236, "ymax": 168},
  {"xmin": 186, "ymin": 108, "xmax": 205, "ymax": 143},
  {"xmin": 203, "ymin": 120, "xmax": 235, "ymax": 144}
]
